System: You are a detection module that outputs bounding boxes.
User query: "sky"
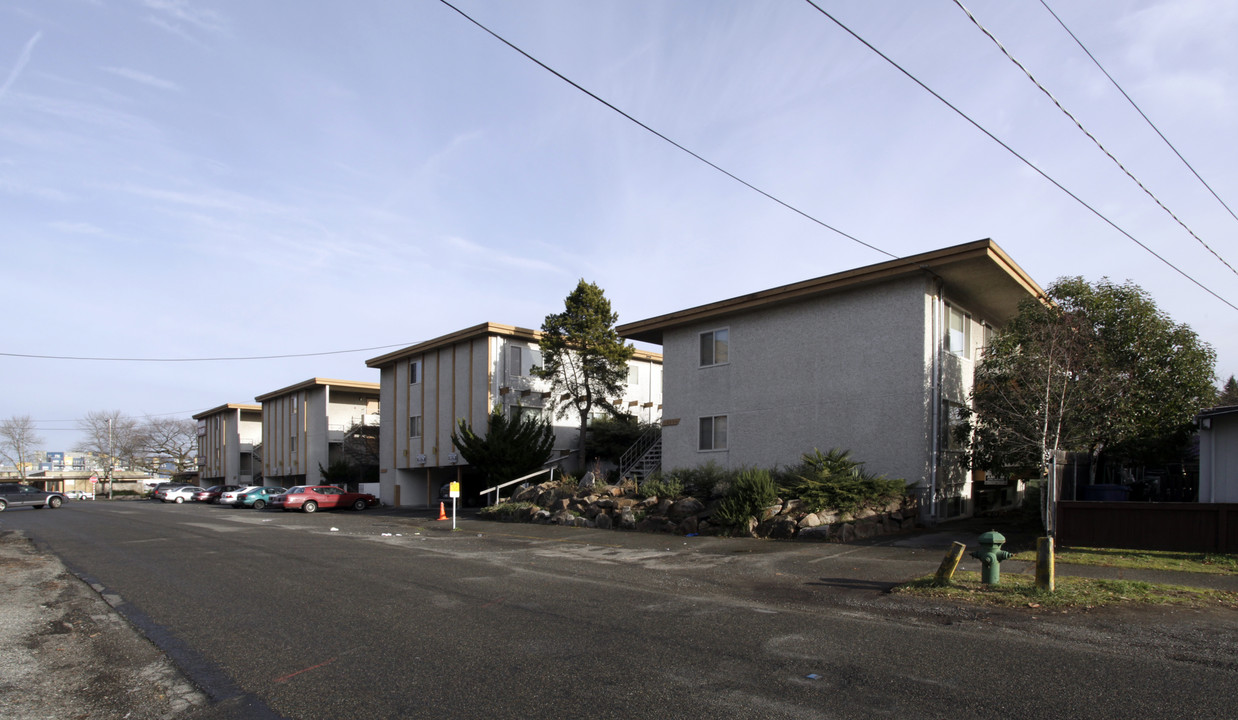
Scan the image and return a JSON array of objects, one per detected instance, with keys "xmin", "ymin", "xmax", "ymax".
[{"xmin": 2, "ymin": 0, "xmax": 1236, "ymax": 452}]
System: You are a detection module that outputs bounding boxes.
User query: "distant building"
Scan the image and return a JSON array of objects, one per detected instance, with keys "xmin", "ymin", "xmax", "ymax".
[
  {"xmin": 255, "ymin": 378, "xmax": 380, "ymax": 488},
  {"xmin": 193, "ymin": 403, "xmax": 263, "ymax": 486}
]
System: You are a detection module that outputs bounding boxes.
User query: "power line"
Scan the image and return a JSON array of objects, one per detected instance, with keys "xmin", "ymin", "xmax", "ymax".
[
  {"xmin": 434, "ymin": 0, "xmax": 897, "ymax": 261},
  {"xmin": 801, "ymin": 0, "xmax": 1238, "ymax": 313},
  {"xmin": 952, "ymin": 0, "xmax": 1238, "ymax": 278},
  {"xmin": 0, "ymin": 342, "xmax": 413, "ymax": 363},
  {"xmin": 1038, "ymin": 0, "xmax": 1238, "ymax": 230}
]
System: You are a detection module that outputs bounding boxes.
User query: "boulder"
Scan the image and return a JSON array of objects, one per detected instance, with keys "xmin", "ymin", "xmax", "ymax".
[
  {"xmin": 668, "ymin": 498, "xmax": 705, "ymax": 521},
  {"xmin": 618, "ymin": 510, "xmax": 637, "ymax": 530},
  {"xmin": 798, "ymin": 513, "xmax": 822, "ymax": 529},
  {"xmin": 676, "ymin": 516, "xmax": 699, "ymax": 535},
  {"xmin": 797, "ymin": 525, "xmax": 832, "ymax": 542},
  {"xmin": 765, "ymin": 517, "xmax": 798, "ymax": 540},
  {"xmin": 595, "ymin": 511, "xmax": 613, "ymax": 530}
]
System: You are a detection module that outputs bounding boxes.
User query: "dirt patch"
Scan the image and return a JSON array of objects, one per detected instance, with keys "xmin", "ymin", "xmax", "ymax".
[{"xmin": 0, "ymin": 530, "xmax": 207, "ymax": 719}]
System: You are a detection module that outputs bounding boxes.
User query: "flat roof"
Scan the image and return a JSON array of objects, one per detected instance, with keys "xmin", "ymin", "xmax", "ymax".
[
  {"xmin": 366, "ymin": 321, "xmax": 662, "ymax": 368},
  {"xmin": 192, "ymin": 403, "xmax": 262, "ymax": 420},
  {"xmin": 254, "ymin": 377, "xmax": 380, "ymax": 403},
  {"xmin": 616, "ymin": 239, "xmax": 1044, "ymax": 344}
]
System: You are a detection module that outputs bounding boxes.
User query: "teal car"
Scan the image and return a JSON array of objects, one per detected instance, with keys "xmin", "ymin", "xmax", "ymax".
[{"xmin": 235, "ymin": 486, "xmax": 287, "ymax": 510}]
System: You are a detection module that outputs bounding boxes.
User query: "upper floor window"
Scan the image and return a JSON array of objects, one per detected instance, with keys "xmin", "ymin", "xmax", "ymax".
[
  {"xmin": 699, "ymin": 415, "xmax": 728, "ymax": 451},
  {"xmin": 409, "ymin": 415, "xmax": 423, "ymax": 439},
  {"xmin": 628, "ymin": 365, "xmax": 640, "ymax": 384},
  {"xmin": 945, "ymin": 305, "xmax": 970, "ymax": 358},
  {"xmin": 510, "ymin": 346, "xmax": 522, "ymax": 377},
  {"xmin": 409, "ymin": 359, "xmax": 421, "ymax": 384},
  {"xmin": 699, "ymin": 328, "xmax": 729, "ymax": 367}
]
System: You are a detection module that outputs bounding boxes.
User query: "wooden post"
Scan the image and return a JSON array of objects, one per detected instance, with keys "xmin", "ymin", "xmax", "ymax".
[
  {"xmin": 1035, "ymin": 536, "xmax": 1055, "ymax": 592},
  {"xmin": 935, "ymin": 542, "xmax": 967, "ymax": 585}
]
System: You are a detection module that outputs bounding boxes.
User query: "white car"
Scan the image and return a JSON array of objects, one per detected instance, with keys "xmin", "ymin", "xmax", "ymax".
[
  {"xmin": 221, "ymin": 486, "xmax": 261, "ymax": 505},
  {"xmin": 160, "ymin": 486, "xmax": 203, "ymax": 504},
  {"xmin": 64, "ymin": 491, "xmax": 95, "ymax": 500}
]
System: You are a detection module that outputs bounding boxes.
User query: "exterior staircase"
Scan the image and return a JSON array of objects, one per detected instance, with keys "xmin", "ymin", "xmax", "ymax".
[{"xmin": 618, "ymin": 425, "xmax": 662, "ymax": 481}]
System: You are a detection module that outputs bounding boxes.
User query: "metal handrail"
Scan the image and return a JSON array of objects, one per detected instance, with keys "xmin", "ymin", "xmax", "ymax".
[
  {"xmin": 479, "ymin": 466, "xmax": 556, "ymax": 506},
  {"xmin": 618, "ymin": 424, "xmax": 662, "ymax": 479}
]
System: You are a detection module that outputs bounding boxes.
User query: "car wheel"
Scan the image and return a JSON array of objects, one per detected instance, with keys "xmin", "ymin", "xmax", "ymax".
[
  {"xmin": 352, "ymin": 499, "xmax": 367, "ymax": 511},
  {"xmin": 175, "ymin": 497, "xmax": 185, "ymax": 504},
  {"xmin": 302, "ymin": 500, "xmax": 318, "ymax": 513},
  {"xmin": 47, "ymin": 496, "xmax": 63, "ymax": 509},
  {"xmin": 252, "ymin": 499, "xmax": 265, "ymax": 510},
  {"xmin": 0, "ymin": 499, "xmax": 6, "ymax": 511}
]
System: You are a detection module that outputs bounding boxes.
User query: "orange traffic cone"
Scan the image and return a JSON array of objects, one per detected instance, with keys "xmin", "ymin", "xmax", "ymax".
[{"xmin": 437, "ymin": 502, "xmax": 448, "ymax": 521}]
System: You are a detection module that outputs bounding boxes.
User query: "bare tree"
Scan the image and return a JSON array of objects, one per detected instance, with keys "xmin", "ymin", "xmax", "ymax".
[
  {"xmin": 76, "ymin": 410, "xmax": 141, "ymax": 474},
  {"xmin": 138, "ymin": 416, "xmax": 198, "ymax": 474},
  {"xmin": 0, "ymin": 415, "xmax": 44, "ymax": 480}
]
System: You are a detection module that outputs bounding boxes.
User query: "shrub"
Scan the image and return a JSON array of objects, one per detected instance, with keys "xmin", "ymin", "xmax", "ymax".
[
  {"xmin": 637, "ymin": 475, "xmax": 684, "ymax": 500},
  {"xmin": 479, "ymin": 501, "xmax": 536, "ymax": 522},
  {"xmin": 713, "ymin": 469, "xmax": 779, "ymax": 527},
  {"xmin": 782, "ymin": 448, "xmax": 906, "ymax": 515}
]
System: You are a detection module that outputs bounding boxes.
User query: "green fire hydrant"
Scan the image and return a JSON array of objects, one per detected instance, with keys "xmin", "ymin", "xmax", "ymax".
[{"xmin": 970, "ymin": 530, "xmax": 1013, "ymax": 585}]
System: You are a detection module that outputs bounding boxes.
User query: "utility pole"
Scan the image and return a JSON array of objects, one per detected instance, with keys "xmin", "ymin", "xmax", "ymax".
[{"xmin": 107, "ymin": 417, "xmax": 114, "ymax": 500}]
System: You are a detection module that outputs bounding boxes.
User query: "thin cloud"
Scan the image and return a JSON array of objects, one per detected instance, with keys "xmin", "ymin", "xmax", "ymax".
[
  {"xmin": 141, "ymin": 0, "xmax": 227, "ymax": 37},
  {"xmin": 0, "ymin": 31, "xmax": 42, "ymax": 103},
  {"xmin": 48, "ymin": 220, "xmax": 108, "ymax": 236},
  {"xmin": 444, "ymin": 235, "xmax": 569, "ymax": 276},
  {"xmin": 102, "ymin": 66, "xmax": 181, "ymax": 92}
]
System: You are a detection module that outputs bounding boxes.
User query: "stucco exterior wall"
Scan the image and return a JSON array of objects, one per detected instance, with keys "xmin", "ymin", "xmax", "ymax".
[{"xmin": 660, "ymin": 276, "xmax": 934, "ymax": 486}]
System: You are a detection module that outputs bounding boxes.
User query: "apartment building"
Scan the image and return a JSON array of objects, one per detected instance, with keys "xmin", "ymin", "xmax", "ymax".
[{"xmin": 365, "ymin": 322, "xmax": 663, "ymax": 508}]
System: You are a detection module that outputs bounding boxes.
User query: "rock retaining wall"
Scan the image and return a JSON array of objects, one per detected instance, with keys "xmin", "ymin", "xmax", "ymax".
[{"xmin": 496, "ymin": 481, "xmax": 920, "ymax": 541}]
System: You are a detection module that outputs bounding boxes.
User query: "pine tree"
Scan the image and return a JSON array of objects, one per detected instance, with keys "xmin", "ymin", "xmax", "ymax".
[{"xmin": 534, "ymin": 280, "xmax": 636, "ymax": 470}]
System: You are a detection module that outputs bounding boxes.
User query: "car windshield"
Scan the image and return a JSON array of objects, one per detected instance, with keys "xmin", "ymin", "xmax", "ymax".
[{"xmin": 286, "ymin": 487, "xmax": 304, "ymax": 494}]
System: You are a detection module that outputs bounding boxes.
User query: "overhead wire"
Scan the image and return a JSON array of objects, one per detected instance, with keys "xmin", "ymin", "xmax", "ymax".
[
  {"xmin": 951, "ymin": 0, "xmax": 1238, "ymax": 278},
  {"xmin": 800, "ymin": 0, "xmax": 1238, "ymax": 313},
  {"xmin": 0, "ymin": 342, "xmax": 413, "ymax": 363},
  {"xmin": 1038, "ymin": 0, "xmax": 1238, "ymax": 230},
  {"xmin": 434, "ymin": 0, "xmax": 897, "ymax": 261}
]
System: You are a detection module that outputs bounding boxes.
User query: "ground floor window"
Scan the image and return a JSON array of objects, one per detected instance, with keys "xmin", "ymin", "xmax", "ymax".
[{"xmin": 699, "ymin": 415, "xmax": 727, "ymax": 451}]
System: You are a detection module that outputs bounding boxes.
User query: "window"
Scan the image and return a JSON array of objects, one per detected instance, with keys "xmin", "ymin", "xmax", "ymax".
[
  {"xmin": 699, "ymin": 415, "xmax": 728, "ymax": 451},
  {"xmin": 510, "ymin": 346, "xmax": 522, "ymax": 376},
  {"xmin": 290, "ymin": 436, "xmax": 297, "ymax": 452},
  {"xmin": 940, "ymin": 400, "xmax": 966, "ymax": 454},
  {"xmin": 409, "ymin": 360, "xmax": 421, "ymax": 384},
  {"xmin": 700, "ymin": 328, "xmax": 729, "ymax": 367},
  {"xmin": 628, "ymin": 365, "xmax": 640, "ymax": 384},
  {"xmin": 945, "ymin": 305, "xmax": 970, "ymax": 358},
  {"xmin": 409, "ymin": 415, "xmax": 422, "ymax": 438}
]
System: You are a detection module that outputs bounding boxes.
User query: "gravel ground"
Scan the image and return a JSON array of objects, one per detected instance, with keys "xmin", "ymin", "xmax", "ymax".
[{"xmin": 0, "ymin": 530, "xmax": 207, "ymax": 720}]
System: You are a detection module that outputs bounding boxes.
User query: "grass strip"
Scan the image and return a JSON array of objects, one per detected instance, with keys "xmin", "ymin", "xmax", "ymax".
[
  {"xmin": 1008, "ymin": 547, "xmax": 1238, "ymax": 575},
  {"xmin": 894, "ymin": 571, "xmax": 1238, "ymax": 610}
]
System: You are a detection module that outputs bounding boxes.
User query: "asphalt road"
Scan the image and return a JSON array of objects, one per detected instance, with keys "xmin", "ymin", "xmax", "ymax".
[{"xmin": 6, "ymin": 499, "xmax": 1238, "ymax": 719}]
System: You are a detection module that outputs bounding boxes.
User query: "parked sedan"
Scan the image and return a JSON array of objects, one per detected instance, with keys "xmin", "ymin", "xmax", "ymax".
[
  {"xmin": 233, "ymin": 486, "xmax": 287, "ymax": 510},
  {"xmin": 220, "ymin": 486, "xmax": 261, "ymax": 505},
  {"xmin": 0, "ymin": 483, "xmax": 68, "ymax": 511},
  {"xmin": 193, "ymin": 485, "xmax": 240, "ymax": 503},
  {"xmin": 159, "ymin": 486, "xmax": 203, "ymax": 504},
  {"xmin": 269, "ymin": 486, "xmax": 379, "ymax": 513}
]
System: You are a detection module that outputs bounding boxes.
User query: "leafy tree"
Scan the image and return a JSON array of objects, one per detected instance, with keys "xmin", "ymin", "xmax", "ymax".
[
  {"xmin": 533, "ymin": 280, "xmax": 635, "ymax": 469},
  {"xmin": 1219, "ymin": 375, "xmax": 1238, "ymax": 407},
  {"xmin": 961, "ymin": 277, "xmax": 1216, "ymax": 480},
  {"xmin": 452, "ymin": 407, "xmax": 556, "ymax": 486},
  {"xmin": 0, "ymin": 415, "xmax": 43, "ymax": 480}
]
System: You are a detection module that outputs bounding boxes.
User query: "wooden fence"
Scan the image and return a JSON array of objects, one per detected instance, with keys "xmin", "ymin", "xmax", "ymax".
[{"xmin": 1056, "ymin": 501, "xmax": 1238, "ymax": 553}]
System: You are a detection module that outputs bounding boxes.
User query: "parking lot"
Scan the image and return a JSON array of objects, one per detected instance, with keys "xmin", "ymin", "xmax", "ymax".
[{"xmin": 5, "ymin": 499, "xmax": 1238, "ymax": 719}]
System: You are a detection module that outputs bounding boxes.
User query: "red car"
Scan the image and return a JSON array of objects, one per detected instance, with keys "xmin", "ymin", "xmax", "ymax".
[{"xmin": 269, "ymin": 486, "xmax": 379, "ymax": 513}]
